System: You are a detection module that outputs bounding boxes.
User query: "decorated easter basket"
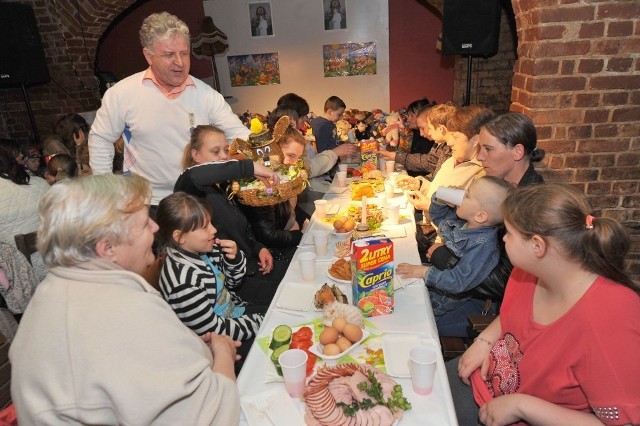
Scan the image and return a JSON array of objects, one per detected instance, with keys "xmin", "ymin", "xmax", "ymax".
[{"xmin": 229, "ymin": 116, "xmax": 309, "ymax": 207}]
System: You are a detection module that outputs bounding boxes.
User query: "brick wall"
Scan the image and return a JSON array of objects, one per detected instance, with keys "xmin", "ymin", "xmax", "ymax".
[
  {"xmin": 0, "ymin": 0, "xmax": 135, "ymax": 141},
  {"xmin": 511, "ymin": 0, "xmax": 640, "ymax": 274}
]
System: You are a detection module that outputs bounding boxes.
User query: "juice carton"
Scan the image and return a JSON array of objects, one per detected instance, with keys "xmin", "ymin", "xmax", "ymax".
[
  {"xmin": 359, "ymin": 139, "xmax": 378, "ymax": 174},
  {"xmin": 351, "ymin": 237, "xmax": 394, "ymax": 317}
]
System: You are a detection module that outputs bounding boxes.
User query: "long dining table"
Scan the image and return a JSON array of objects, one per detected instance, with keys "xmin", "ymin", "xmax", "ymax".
[{"xmin": 237, "ymin": 170, "xmax": 459, "ymax": 426}]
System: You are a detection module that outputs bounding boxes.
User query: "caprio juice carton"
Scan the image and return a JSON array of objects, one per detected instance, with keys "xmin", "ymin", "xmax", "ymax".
[
  {"xmin": 359, "ymin": 139, "xmax": 379, "ymax": 174},
  {"xmin": 351, "ymin": 237, "xmax": 394, "ymax": 317}
]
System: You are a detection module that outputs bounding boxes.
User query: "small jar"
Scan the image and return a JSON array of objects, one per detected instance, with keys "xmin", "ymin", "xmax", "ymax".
[{"xmin": 353, "ymin": 223, "xmax": 370, "ymax": 241}]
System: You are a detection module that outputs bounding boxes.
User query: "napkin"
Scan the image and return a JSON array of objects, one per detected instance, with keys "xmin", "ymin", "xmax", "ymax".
[
  {"xmin": 241, "ymin": 388, "xmax": 305, "ymax": 426},
  {"xmin": 394, "ymin": 274, "xmax": 422, "ymax": 290}
]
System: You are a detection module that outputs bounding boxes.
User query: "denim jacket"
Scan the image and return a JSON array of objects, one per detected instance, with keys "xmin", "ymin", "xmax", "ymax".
[{"xmin": 424, "ymin": 195, "xmax": 500, "ymax": 316}]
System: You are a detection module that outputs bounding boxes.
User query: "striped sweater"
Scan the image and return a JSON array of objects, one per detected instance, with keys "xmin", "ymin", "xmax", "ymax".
[{"xmin": 159, "ymin": 246, "xmax": 262, "ymax": 341}]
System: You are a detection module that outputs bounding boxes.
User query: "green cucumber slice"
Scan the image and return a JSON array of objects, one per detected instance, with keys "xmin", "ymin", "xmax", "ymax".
[
  {"xmin": 269, "ymin": 325, "xmax": 293, "ymax": 350},
  {"xmin": 271, "ymin": 344, "xmax": 290, "ymax": 376}
]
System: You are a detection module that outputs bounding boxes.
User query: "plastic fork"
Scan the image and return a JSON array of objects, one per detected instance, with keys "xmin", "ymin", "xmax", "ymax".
[{"xmin": 252, "ymin": 393, "xmax": 276, "ymax": 425}]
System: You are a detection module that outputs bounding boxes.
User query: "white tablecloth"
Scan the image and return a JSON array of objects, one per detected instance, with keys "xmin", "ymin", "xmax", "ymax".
[{"xmin": 237, "ymin": 179, "xmax": 459, "ymax": 426}]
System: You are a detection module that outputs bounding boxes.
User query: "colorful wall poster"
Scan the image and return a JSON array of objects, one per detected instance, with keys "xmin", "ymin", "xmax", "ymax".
[
  {"xmin": 323, "ymin": 42, "xmax": 376, "ymax": 77},
  {"xmin": 228, "ymin": 52, "xmax": 281, "ymax": 87}
]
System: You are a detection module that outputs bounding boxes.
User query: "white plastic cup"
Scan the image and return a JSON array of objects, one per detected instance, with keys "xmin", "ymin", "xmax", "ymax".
[
  {"xmin": 314, "ymin": 199, "xmax": 328, "ymax": 220},
  {"xmin": 409, "ymin": 346, "xmax": 437, "ymax": 396},
  {"xmin": 385, "ymin": 160, "xmax": 395, "ymax": 174},
  {"xmin": 385, "ymin": 183, "xmax": 394, "ymax": 198},
  {"xmin": 279, "ymin": 349, "xmax": 308, "ymax": 398},
  {"xmin": 338, "ymin": 163, "xmax": 348, "ymax": 173},
  {"xmin": 387, "ymin": 204, "xmax": 400, "ymax": 225},
  {"xmin": 435, "ymin": 187, "xmax": 465, "ymax": 206},
  {"xmin": 313, "ymin": 231, "xmax": 330, "ymax": 257},
  {"xmin": 298, "ymin": 252, "xmax": 316, "ymax": 282},
  {"xmin": 378, "ymin": 157, "xmax": 386, "ymax": 172},
  {"xmin": 336, "ymin": 171, "xmax": 347, "ymax": 187}
]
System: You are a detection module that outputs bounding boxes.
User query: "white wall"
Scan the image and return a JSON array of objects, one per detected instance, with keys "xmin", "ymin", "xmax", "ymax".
[{"xmin": 203, "ymin": 0, "xmax": 389, "ymax": 116}]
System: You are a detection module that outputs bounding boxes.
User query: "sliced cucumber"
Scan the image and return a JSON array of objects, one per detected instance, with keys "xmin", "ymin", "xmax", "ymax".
[
  {"xmin": 271, "ymin": 344, "xmax": 290, "ymax": 376},
  {"xmin": 269, "ymin": 325, "xmax": 293, "ymax": 350}
]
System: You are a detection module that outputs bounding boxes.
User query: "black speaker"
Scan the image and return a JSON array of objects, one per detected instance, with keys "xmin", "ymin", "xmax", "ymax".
[
  {"xmin": 0, "ymin": 3, "xmax": 50, "ymax": 88},
  {"xmin": 441, "ymin": 0, "xmax": 501, "ymax": 56}
]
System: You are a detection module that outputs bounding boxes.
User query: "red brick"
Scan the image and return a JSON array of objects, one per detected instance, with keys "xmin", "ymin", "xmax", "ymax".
[
  {"xmin": 561, "ymin": 60, "xmax": 575, "ymax": 75},
  {"xmin": 533, "ymin": 60, "xmax": 561, "ymax": 75},
  {"xmin": 536, "ymin": 126, "xmax": 553, "ymax": 139},
  {"xmin": 617, "ymin": 152, "xmax": 640, "ymax": 167},
  {"xmin": 579, "ymin": 21, "xmax": 605, "ymax": 38},
  {"xmin": 529, "ymin": 76, "xmax": 587, "ymax": 92},
  {"xmin": 532, "ymin": 40, "xmax": 591, "ymax": 57},
  {"xmin": 617, "ymin": 123, "xmax": 640, "ymax": 138},
  {"xmin": 569, "ymin": 125, "xmax": 593, "ymax": 138},
  {"xmin": 588, "ymin": 195, "xmax": 622, "ymax": 209},
  {"xmin": 607, "ymin": 58, "xmax": 634, "ymax": 72},
  {"xmin": 596, "ymin": 2, "xmax": 640, "ymax": 20},
  {"xmin": 613, "ymin": 181, "xmax": 639, "ymax": 195},
  {"xmin": 602, "ymin": 92, "xmax": 629, "ymax": 106},
  {"xmin": 565, "ymin": 154, "xmax": 592, "ymax": 168},
  {"xmin": 576, "ymin": 169, "xmax": 600, "ymax": 181},
  {"xmin": 591, "ymin": 39, "xmax": 624, "ymax": 55},
  {"xmin": 594, "ymin": 124, "xmax": 619, "ymax": 138},
  {"xmin": 537, "ymin": 25, "xmax": 567, "ymax": 40},
  {"xmin": 541, "ymin": 169, "xmax": 576, "ymax": 182},
  {"xmin": 584, "ymin": 110, "xmax": 610, "ymax": 124},
  {"xmin": 580, "ymin": 139, "xmax": 629, "ymax": 153},
  {"xmin": 530, "ymin": 95, "xmax": 558, "ymax": 108},
  {"xmin": 577, "ymin": 59, "xmax": 604, "ymax": 73},
  {"xmin": 607, "ymin": 21, "xmax": 634, "ymax": 37},
  {"xmin": 540, "ymin": 6, "xmax": 595, "ymax": 23},
  {"xmin": 547, "ymin": 156, "xmax": 565, "ymax": 169},
  {"xmin": 591, "ymin": 154, "xmax": 616, "ymax": 167},
  {"xmin": 622, "ymin": 39, "xmax": 640, "ymax": 55},
  {"xmin": 601, "ymin": 167, "xmax": 640, "ymax": 180},
  {"xmin": 590, "ymin": 75, "xmax": 640, "ymax": 90},
  {"xmin": 539, "ymin": 139, "xmax": 576, "ymax": 153},
  {"xmin": 553, "ymin": 126, "xmax": 567, "ymax": 139},
  {"xmin": 575, "ymin": 93, "xmax": 600, "ymax": 107},
  {"xmin": 612, "ymin": 107, "xmax": 640, "ymax": 122},
  {"xmin": 586, "ymin": 181, "xmax": 612, "ymax": 195},
  {"xmin": 622, "ymin": 195, "xmax": 640, "ymax": 209},
  {"xmin": 533, "ymin": 108, "xmax": 582, "ymax": 124}
]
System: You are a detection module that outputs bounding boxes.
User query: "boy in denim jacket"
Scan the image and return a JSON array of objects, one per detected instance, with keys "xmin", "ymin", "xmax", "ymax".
[{"xmin": 397, "ymin": 176, "xmax": 512, "ymax": 318}]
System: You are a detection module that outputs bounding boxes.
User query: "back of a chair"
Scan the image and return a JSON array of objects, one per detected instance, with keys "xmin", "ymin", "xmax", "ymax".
[{"xmin": 13, "ymin": 232, "xmax": 38, "ymax": 265}]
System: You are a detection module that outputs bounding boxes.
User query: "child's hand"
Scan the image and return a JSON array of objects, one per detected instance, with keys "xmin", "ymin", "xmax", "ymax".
[
  {"xmin": 215, "ymin": 238, "xmax": 238, "ymax": 260},
  {"xmin": 258, "ymin": 247, "xmax": 273, "ymax": 274},
  {"xmin": 407, "ymin": 190, "xmax": 430, "ymax": 211},
  {"xmin": 396, "ymin": 263, "xmax": 428, "ymax": 279},
  {"xmin": 396, "ymin": 175, "xmax": 420, "ymax": 191}
]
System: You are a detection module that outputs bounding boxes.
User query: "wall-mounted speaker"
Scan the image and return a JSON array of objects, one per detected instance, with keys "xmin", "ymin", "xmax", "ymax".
[
  {"xmin": 441, "ymin": 0, "xmax": 501, "ymax": 57},
  {"xmin": 0, "ymin": 3, "xmax": 50, "ymax": 88}
]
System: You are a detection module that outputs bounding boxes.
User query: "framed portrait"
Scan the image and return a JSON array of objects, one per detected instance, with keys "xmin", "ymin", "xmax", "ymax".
[
  {"xmin": 249, "ymin": 2, "xmax": 274, "ymax": 37},
  {"xmin": 323, "ymin": 0, "xmax": 347, "ymax": 30}
]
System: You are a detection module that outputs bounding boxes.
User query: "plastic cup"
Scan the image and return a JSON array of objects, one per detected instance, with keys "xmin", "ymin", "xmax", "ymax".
[
  {"xmin": 385, "ymin": 183, "xmax": 394, "ymax": 198},
  {"xmin": 409, "ymin": 346, "xmax": 437, "ymax": 396},
  {"xmin": 314, "ymin": 199, "xmax": 327, "ymax": 220},
  {"xmin": 298, "ymin": 252, "xmax": 316, "ymax": 282},
  {"xmin": 387, "ymin": 203, "xmax": 400, "ymax": 225},
  {"xmin": 385, "ymin": 160, "xmax": 395, "ymax": 174},
  {"xmin": 336, "ymin": 171, "xmax": 347, "ymax": 187},
  {"xmin": 338, "ymin": 163, "xmax": 348, "ymax": 173},
  {"xmin": 313, "ymin": 231, "xmax": 330, "ymax": 257},
  {"xmin": 378, "ymin": 157, "xmax": 386, "ymax": 172},
  {"xmin": 435, "ymin": 187, "xmax": 465, "ymax": 206},
  {"xmin": 279, "ymin": 349, "xmax": 308, "ymax": 398}
]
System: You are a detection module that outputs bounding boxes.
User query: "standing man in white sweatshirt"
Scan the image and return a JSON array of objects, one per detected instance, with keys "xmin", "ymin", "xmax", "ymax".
[{"xmin": 89, "ymin": 12, "xmax": 251, "ymax": 211}]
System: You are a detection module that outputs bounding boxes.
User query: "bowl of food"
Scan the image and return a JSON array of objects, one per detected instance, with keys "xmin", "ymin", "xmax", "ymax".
[{"xmin": 332, "ymin": 217, "xmax": 355, "ymax": 240}]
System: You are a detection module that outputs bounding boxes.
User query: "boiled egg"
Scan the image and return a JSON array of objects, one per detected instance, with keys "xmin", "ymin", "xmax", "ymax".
[
  {"xmin": 332, "ymin": 317, "xmax": 347, "ymax": 333},
  {"xmin": 342, "ymin": 323, "xmax": 363, "ymax": 343},
  {"xmin": 319, "ymin": 326, "xmax": 339, "ymax": 345},
  {"xmin": 322, "ymin": 343, "xmax": 342, "ymax": 356}
]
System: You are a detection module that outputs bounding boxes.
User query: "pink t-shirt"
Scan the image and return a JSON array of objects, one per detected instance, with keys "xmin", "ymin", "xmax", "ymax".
[{"xmin": 471, "ymin": 267, "xmax": 640, "ymax": 425}]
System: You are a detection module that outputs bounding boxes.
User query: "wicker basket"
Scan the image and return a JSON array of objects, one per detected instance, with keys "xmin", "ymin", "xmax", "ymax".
[{"xmin": 233, "ymin": 173, "xmax": 307, "ymax": 207}]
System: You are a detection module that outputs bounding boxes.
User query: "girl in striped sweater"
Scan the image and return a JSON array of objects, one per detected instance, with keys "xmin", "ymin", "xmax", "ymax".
[{"xmin": 156, "ymin": 192, "xmax": 266, "ymax": 373}]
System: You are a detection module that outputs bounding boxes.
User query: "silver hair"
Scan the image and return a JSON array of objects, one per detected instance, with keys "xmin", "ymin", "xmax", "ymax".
[
  {"xmin": 139, "ymin": 12, "xmax": 190, "ymax": 51},
  {"xmin": 37, "ymin": 174, "xmax": 151, "ymax": 267}
]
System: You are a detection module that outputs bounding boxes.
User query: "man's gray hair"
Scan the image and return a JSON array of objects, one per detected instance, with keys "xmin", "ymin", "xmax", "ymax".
[{"xmin": 139, "ymin": 12, "xmax": 190, "ymax": 51}]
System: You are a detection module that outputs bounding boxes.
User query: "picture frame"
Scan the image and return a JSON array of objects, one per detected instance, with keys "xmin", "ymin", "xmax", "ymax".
[
  {"xmin": 249, "ymin": 2, "xmax": 274, "ymax": 37},
  {"xmin": 323, "ymin": 0, "xmax": 347, "ymax": 31}
]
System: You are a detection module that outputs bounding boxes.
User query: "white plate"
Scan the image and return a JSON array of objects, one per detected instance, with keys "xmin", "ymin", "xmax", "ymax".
[
  {"xmin": 308, "ymin": 329, "xmax": 370, "ymax": 360},
  {"xmin": 326, "ymin": 269, "xmax": 352, "ymax": 284},
  {"xmin": 275, "ymin": 282, "xmax": 315, "ymax": 311},
  {"xmin": 382, "ymin": 335, "xmax": 437, "ymax": 377}
]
